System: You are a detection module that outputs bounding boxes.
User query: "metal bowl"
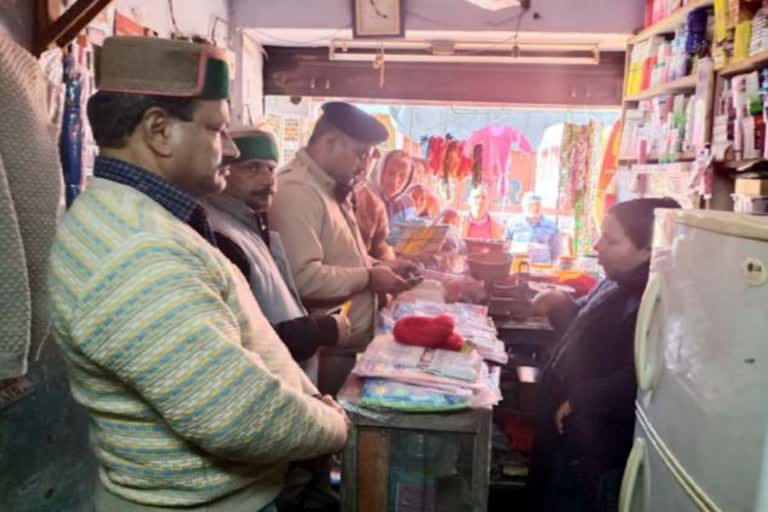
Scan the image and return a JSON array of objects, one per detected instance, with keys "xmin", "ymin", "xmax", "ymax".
[
  {"xmin": 466, "ymin": 252, "xmax": 513, "ymax": 282},
  {"xmin": 463, "ymin": 238, "xmax": 508, "ymax": 254}
]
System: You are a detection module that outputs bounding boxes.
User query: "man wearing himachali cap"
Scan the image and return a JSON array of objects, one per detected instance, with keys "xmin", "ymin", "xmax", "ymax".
[
  {"xmin": 47, "ymin": 37, "xmax": 348, "ymax": 511},
  {"xmin": 204, "ymin": 129, "xmax": 353, "ymax": 384}
]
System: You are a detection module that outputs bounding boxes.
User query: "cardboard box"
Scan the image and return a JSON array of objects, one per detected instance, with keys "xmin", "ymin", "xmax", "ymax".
[{"xmin": 735, "ymin": 178, "xmax": 768, "ymax": 196}]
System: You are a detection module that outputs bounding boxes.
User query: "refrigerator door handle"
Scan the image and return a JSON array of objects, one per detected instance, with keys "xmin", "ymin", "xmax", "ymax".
[
  {"xmin": 620, "ymin": 437, "xmax": 646, "ymax": 512},
  {"xmin": 635, "ymin": 272, "xmax": 662, "ymax": 392}
]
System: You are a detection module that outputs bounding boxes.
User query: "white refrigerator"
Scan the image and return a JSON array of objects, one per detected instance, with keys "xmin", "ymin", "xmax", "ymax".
[{"xmin": 620, "ymin": 209, "xmax": 768, "ymax": 512}]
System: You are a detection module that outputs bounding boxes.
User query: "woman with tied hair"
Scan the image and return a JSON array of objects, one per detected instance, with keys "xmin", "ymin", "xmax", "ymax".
[{"xmin": 528, "ymin": 197, "xmax": 681, "ymax": 512}]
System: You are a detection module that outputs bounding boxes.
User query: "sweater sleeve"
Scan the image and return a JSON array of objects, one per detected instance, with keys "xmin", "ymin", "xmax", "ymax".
[
  {"xmin": 270, "ymin": 182, "xmax": 370, "ymax": 300},
  {"xmin": 567, "ymin": 317, "xmax": 638, "ymax": 421},
  {"xmin": 274, "ymin": 315, "xmax": 339, "ymax": 362},
  {"xmin": 69, "ymin": 234, "xmax": 347, "ymax": 464}
]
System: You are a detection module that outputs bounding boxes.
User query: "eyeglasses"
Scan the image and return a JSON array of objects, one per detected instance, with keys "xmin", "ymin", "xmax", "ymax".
[{"xmin": 340, "ymin": 134, "xmax": 375, "ymax": 161}]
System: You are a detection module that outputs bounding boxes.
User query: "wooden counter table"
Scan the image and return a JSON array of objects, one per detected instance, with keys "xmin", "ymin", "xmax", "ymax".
[{"xmin": 340, "ymin": 383, "xmax": 495, "ymax": 512}]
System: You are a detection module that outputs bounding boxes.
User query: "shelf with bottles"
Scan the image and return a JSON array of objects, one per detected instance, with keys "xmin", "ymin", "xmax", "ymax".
[
  {"xmin": 718, "ymin": 158, "xmax": 767, "ymax": 170},
  {"xmin": 624, "ymin": 74, "xmax": 699, "ymax": 102},
  {"xmin": 619, "ymin": 152, "xmax": 697, "ymax": 163},
  {"xmin": 615, "ymin": 162, "xmax": 701, "ymax": 209},
  {"xmin": 719, "ymin": 49, "xmax": 768, "ymax": 77},
  {"xmin": 711, "ymin": 66, "xmax": 768, "ymax": 165},
  {"xmin": 632, "ymin": 0, "xmax": 716, "ymax": 44},
  {"xmin": 712, "ymin": 0, "xmax": 768, "ymax": 75},
  {"xmin": 620, "ymin": 89, "xmax": 706, "ymax": 165},
  {"xmin": 626, "ymin": 3, "xmax": 713, "ymax": 99}
]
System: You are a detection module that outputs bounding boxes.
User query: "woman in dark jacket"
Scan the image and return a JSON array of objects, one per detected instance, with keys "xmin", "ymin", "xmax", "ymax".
[{"xmin": 528, "ymin": 197, "xmax": 680, "ymax": 512}]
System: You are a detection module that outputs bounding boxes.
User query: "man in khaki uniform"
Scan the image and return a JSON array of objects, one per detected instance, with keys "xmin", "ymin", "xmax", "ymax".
[{"xmin": 270, "ymin": 102, "xmax": 410, "ymax": 394}]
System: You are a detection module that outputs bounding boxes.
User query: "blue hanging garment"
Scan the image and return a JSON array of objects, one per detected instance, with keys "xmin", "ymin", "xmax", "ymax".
[{"xmin": 59, "ymin": 53, "xmax": 83, "ymax": 208}]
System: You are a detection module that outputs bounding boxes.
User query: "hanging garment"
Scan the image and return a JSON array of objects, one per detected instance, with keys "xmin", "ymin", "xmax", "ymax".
[
  {"xmin": 572, "ymin": 122, "xmax": 604, "ymax": 257},
  {"xmin": 0, "ymin": 35, "xmax": 63, "ymax": 378},
  {"xmin": 427, "ymin": 136, "xmax": 445, "ymax": 175},
  {"xmin": 60, "ymin": 53, "xmax": 84, "ymax": 207},
  {"xmin": 427, "ymin": 137, "xmax": 472, "ymax": 181},
  {"xmin": 535, "ymin": 124, "xmax": 566, "ymax": 210},
  {"xmin": 559, "ymin": 124, "xmax": 590, "ymax": 212},
  {"xmin": 592, "ymin": 121, "xmax": 622, "ymax": 230},
  {"xmin": 464, "ymin": 126, "xmax": 534, "ymax": 195}
]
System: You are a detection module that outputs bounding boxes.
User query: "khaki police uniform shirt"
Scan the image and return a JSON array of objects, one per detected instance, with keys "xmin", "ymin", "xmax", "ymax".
[{"xmin": 270, "ymin": 149, "xmax": 376, "ymax": 350}]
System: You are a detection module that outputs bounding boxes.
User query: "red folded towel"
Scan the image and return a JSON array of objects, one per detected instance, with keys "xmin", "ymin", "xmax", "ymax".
[{"xmin": 393, "ymin": 314, "xmax": 464, "ymax": 351}]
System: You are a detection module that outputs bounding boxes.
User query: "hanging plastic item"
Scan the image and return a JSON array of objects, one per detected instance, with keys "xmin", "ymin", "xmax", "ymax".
[
  {"xmin": 60, "ymin": 52, "xmax": 84, "ymax": 207},
  {"xmin": 471, "ymin": 144, "xmax": 483, "ymax": 188}
]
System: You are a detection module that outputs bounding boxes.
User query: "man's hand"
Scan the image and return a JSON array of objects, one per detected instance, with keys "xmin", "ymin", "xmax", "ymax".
[
  {"xmin": 368, "ymin": 266, "xmax": 410, "ymax": 294},
  {"xmin": 555, "ymin": 400, "xmax": 573, "ymax": 435},
  {"xmin": 381, "ymin": 258, "xmax": 419, "ymax": 277},
  {"xmin": 320, "ymin": 394, "xmax": 351, "ymax": 432},
  {"xmin": 332, "ymin": 314, "xmax": 352, "ymax": 344}
]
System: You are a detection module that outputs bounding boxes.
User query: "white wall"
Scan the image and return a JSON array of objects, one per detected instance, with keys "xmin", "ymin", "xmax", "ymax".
[
  {"xmin": 230, "ymin": 29, "xmax": 265, "ymax": 128},
  {"xmin": 0, "ymin": 0, "xmax": 263, "ymax": 142},
  {"xmin": 0, "ymin": 1, "xmax": 232, "ymax": 50},
  {"xmin": 101, "ymin": 2, "xmax": 263, "ymax": 131},
  {"xmin": 232, "ymin": 0, "xmax": 644, "ymax": 35},
  {"xmin": 112, "ymin": 0, "xmax": 231, "ymax": 44}
]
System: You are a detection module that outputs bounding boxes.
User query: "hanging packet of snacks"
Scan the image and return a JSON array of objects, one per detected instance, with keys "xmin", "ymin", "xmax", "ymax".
[{"xmin": 688, "ymin": 150, "xmax": 714, "ymax": 207}]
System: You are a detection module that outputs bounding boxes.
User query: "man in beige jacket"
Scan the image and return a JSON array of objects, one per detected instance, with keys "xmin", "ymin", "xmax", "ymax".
[{"xmin": 271, "ymin": 102, "xmax": 411, "ymax": 394}]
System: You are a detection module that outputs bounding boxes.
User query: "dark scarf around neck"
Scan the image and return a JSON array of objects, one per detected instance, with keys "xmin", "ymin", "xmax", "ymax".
[{"xmin": 610, "ymin": 260, "xmax": 651, "ymax": 293}]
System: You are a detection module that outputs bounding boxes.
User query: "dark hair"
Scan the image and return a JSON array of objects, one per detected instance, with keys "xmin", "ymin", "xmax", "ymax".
[
  {"xmin": 307, "ymin": 115, "xmax": 341, "ymax": 146},
  {"xmin": 608, "ymin": 197, "xmax": 682, "ymax": 249},
  {"xmin": 87, "ymin": 91, "xmax": 197, "ymax": 148}
]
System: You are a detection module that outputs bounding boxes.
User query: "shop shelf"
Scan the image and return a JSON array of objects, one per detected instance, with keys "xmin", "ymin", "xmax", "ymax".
[
  {"xmin": 619, "ymin": 152, "xmax": 696, "ymax": 163},
  {"xmin": 624, "ymin": 74, "xmax": 698, "ymax": 102},
  {"xmin": 716, "ymin": 159, "xmax": 767, "ymax": 171},
  {"xmin": 718, "ymin": 50, "xmax": 768, "ymax": 77},
  {"xmin": 629, "ymin": 0, "xmax": 715, "ymax": 45}
]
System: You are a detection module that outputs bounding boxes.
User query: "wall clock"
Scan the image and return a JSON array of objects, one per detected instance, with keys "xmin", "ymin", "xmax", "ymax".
[{"xmin": 352, "ymin": 0, "xmax": 405, "ymax": 38}]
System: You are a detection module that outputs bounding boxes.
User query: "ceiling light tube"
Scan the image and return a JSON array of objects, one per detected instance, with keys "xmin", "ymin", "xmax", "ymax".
[
  {"xmin": 332, "ymin": 38, "xmax": 599, "ymax": 53},
  {"xmin": 329, "ymin": 45, "xmax": 600, "ymax": 66},
  {"xmin": 329, "ymin": 50, "xmax": 600, "ymax": 65}
]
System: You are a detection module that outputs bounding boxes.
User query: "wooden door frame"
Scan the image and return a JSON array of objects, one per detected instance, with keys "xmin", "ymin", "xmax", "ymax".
[{"xmin": 34, "ymin": 0, "xmax": 112, "ymax": 56}]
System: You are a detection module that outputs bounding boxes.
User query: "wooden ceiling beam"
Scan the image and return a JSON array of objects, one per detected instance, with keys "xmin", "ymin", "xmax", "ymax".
[
  {"xmin": 263, "ymin": 46, "xmax": 625, "ymax": 107},
  {"xmin": 34, "ymin": 0, "xmax": 112, "ymax": 56}
]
